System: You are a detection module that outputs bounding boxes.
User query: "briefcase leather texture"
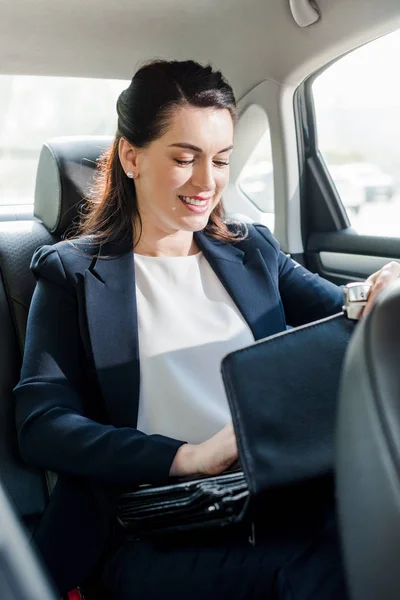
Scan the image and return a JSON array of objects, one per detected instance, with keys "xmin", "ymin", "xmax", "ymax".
[{"xmin": 117, "ymin": 470, "xmax": 250, "ymax": 538}]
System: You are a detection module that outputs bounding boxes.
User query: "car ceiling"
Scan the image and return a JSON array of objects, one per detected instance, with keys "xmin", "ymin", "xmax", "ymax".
[{"xmin": 1, "ymin": 0, "xmax": 400, "ymax": 99}]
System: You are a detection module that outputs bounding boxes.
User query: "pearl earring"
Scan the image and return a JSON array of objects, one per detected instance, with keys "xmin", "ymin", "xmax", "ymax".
[{"xmin": 127, "ymin": 171, "xmax": 134, "ymax": 179}]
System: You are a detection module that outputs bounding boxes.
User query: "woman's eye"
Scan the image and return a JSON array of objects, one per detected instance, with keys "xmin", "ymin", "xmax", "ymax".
[
  {"xmin": 175, "ymin": 159, "xmax": 194, "ymax": 166},
  {"xmin": 174, "ymin": 159, "xmax": 229, "ymax": 167}
]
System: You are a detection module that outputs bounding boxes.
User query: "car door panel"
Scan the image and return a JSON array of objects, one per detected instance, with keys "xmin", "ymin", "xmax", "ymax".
[{"xmin": 306, "ymin": 230, "xmax": 400, "ymax": 285}]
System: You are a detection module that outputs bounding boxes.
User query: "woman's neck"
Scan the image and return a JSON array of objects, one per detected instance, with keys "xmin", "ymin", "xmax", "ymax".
[{"xmin": 134, "ymin": 227, "xmax": 199, "ymax": 257}]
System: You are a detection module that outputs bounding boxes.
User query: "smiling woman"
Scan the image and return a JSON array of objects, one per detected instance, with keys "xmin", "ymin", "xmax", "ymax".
[
  {"xmin": 119, "ymin": 105, "xmax": 235, "ymax": 256},
  {"xmin": 79, "ymin": 60, "xmax": 243, "ymax": 257},
  {"xmin": 15, "ymin": 59, "xmax": 351, "ymax": 600}
]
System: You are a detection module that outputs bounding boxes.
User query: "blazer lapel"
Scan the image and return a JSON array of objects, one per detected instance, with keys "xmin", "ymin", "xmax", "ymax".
[
  {"xmin": 84, "ymin": 249, "xmax": 141, "ymax": 427},
  {"xmin": 195, "ymin": 231, "xmax": 286, "ymax": 340}
]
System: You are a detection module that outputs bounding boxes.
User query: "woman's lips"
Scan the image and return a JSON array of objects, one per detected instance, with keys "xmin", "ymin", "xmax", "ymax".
[{"xmin": 178, "ymin": 195, "xmax": 212, "ymax": 214}]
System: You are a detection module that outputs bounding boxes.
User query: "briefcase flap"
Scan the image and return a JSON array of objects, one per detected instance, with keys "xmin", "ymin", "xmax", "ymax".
[{"xmin": 221, "ymin": 313, "xmax": 356, "ymax": 496}]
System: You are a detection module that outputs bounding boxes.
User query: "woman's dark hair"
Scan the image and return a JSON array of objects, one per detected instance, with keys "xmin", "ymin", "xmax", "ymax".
[{"xmin": 77, "ymin": 59, "xmax": 245, "ymax": 248}]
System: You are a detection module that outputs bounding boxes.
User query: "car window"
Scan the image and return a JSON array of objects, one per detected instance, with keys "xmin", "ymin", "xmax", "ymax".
[
  {"xmin": 237, "ymin": 126, "xmax": 274, "ymax": 214},
  {"xmin": 312, "ymin": 29, "xmax": 400, "ymax": 237},
  {"xmin": 0, "ymin": 75, "xmax": 130, "ymax": 206}
]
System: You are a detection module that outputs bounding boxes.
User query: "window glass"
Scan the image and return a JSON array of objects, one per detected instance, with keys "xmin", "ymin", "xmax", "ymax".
[
  {"xmin": 313, "ymin": 29, "xmax": 400, "ymax": 236},
  {"xmin": 0, "ymin": 76, "xmax": 130, "ymax": 205},
  {"xmin": 238, "ymin": 126, "xmax": 274, "ymax": 214}
]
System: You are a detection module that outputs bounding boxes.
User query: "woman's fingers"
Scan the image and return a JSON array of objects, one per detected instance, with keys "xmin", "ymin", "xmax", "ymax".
[
  {"xmin": 170, "ymin": 423, "xmax": 239, "ymax": 478},
  {"xmin": 363, "ymin": 261, "xmax": 400, "ymax": 316},
  {"xmin": 196, "ymin": 422, "xmax": 238, "ymax": 476}
]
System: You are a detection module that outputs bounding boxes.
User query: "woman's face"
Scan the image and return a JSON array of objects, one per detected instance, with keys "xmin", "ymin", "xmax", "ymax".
[{"xmin": 121, "ymin": 105, "xmax": 234, "ymax": 236}]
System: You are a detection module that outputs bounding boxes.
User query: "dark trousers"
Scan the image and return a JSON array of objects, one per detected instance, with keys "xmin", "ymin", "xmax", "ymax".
[{"xmin": 101, "ymin": 481, "xmax": 348, "ymax": 600}]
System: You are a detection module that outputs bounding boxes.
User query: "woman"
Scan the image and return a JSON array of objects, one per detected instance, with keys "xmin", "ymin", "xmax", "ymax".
[{"xmin": 14, "ymin": 60, "xmax": 400, "ymax": 600}]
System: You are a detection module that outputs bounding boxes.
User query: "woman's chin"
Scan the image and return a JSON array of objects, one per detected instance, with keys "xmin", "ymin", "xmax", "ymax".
[{"xmin": 178, "ymin": 212, "xmax": 211, "ymax": 232}]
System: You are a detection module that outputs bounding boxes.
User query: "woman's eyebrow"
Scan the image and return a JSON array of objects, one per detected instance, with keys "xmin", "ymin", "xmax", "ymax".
[{"xmin": 168, "ymin": 142, "xmax": 234, "ymax": 153}]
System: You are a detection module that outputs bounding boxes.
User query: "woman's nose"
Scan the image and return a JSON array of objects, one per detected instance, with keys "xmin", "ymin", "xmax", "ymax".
[{"xmin": 191, "ymin": 162, "xmax": 215, "ymax": 192}]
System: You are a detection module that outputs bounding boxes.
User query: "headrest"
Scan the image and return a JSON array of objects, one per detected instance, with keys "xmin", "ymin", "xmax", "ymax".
[{"xmin": 34, "ymin": 136, "xmax": 114, "ymax": 238}]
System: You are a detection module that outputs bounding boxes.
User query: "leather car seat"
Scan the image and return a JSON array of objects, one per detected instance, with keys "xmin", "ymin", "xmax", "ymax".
[
  {"xmin": 336, "ymin": 279, "xmax": 400, "ymax": 600},
  {"xmin": 0, "ymin": 478, "xmax": 56, "ymax": 600},
  {"xmin": 0, "ymin": 136, "xmax": 112, "ymax": 534}
]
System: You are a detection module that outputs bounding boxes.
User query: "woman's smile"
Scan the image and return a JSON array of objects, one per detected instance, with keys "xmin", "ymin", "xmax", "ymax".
[{"xmin": 178, "ymin": 194, "xmax": 213, "ymax": 213}]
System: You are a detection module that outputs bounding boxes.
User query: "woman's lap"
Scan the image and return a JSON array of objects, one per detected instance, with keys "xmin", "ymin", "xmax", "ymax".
[
  {"xmin": 274, "ymin": 515, "xmax": 348, "ymax": 600},
  {"xmin": 103, "ymin": 534, "xmax": 280, "ymax": 599},
  {"xmin": 101, "ymin": 505, "xmax": 348, "ymax": 600}
]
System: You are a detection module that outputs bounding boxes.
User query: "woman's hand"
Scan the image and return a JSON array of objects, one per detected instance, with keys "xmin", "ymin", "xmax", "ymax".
[
  {"xmin": 362, "ymin": 261, "xmax": 400, "ymax": 317},
  {"xmin": 169, "ymin": 423, "xmax": 238, "ymax": 477}
]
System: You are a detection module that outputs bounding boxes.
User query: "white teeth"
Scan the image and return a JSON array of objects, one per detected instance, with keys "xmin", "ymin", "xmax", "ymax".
[{"xmin": 180, "ymin": 196, "xmax": 208, "ymax": 206}]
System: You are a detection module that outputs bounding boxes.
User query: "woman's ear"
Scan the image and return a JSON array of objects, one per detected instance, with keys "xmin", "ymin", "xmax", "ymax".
[{"xmin": 118, "ymin": 138, "xmax": 140, "ymax": 178}]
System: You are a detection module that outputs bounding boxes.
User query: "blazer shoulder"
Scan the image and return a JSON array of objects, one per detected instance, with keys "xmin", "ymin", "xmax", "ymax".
[
  {"xmin": 31, "ymin": 237, "xmax": 99, "ymax": 288},
  {"xmin": 235, "ymin": 222, "xmax": 280, "ymax": 255},
  {"xmin": 252, "ymin": 223, "xmax": 279, "ymax": 250}
]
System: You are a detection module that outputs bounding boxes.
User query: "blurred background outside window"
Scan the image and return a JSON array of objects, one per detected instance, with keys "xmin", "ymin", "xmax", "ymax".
[
  {"xmin": 238, "ymin": 126, "xmax": 274, "ymax": 214},
  {"xmin": 0, "ymin": 76, "xmax": 129, "ymax": 205},
  {"xmin": 313, "ymin": 28, "xmax": 400, "ymax": 237}
]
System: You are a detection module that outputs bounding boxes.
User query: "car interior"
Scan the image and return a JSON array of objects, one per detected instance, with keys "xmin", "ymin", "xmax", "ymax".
[
  {"xmin": 1, "ymin": 0, "xmax": 400, "ymax": 598},
  {"xmin": 0, "ymin": 478, "xmax": 56, "ymax": 600},
  {"xmin": 337, "ymin": 277, "xmax": 400, "ymax": 600}
]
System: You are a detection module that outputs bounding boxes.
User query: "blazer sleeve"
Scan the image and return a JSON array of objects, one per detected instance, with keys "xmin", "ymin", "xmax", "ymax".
[
  {"xmin": 254, "ymin": 224, "xmax": 344, "ymax": 326},
  {"xmin": 14, "ymin": 246, "xmax": 185, "ymax": 487}
]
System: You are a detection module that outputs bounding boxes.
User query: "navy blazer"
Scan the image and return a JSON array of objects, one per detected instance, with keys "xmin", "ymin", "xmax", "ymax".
[{"xmin": 14, "ymin": 223, "xmax": 343, "ymax": 592}]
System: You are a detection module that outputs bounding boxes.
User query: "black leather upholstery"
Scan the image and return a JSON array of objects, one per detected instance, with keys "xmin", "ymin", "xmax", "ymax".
[
  {"xmin": 0, "ymin": 136, "xmax": 112, "ymax": 532},
  {"xmin": 0, "ymin": 222, "xmax": 57, "ymax": 351},
  {"xmin": 337, "ymin": 279, "xmax": 400, "ymax": 600},
  {"xmin": 0, "ymin": 480, "xmax": 56, "ymax": 600},
  {"xmin": 0, "ymin": 221, "xmax": 56, "ymax": 526}
]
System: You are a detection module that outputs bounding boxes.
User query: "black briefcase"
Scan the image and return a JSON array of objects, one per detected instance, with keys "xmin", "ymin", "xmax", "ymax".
[
  {"xmin": 221, "ymin": 312, "xmax": 356, "ymax": 497},
  {"xmin": 117, "ymin": 470, "xmax": 250, "ymax": 538}
]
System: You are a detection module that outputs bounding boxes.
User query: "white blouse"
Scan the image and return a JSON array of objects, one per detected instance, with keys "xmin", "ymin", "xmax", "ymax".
[{"xmin": 134, "ymin": 251, "xmax": 254, "ymax": 444}]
